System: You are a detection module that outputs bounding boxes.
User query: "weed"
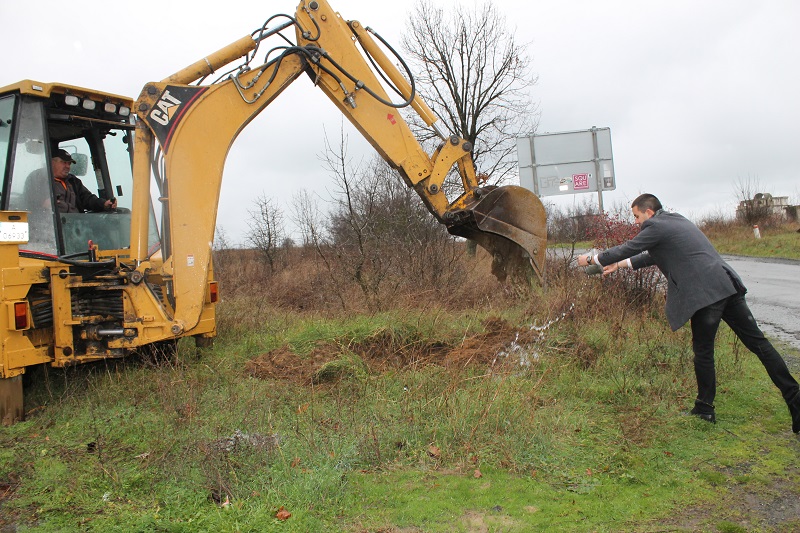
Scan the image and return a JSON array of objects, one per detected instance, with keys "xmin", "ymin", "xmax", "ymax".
[{"xmin": 717, "ymin": 520, "xmax": 748, "ymax": 533}]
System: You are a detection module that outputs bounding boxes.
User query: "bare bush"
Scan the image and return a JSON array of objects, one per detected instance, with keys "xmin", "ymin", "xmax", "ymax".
[
  {"xmin": 697, "ymin": 207, "xmax": 733, "ymax": 229},
  {"xmin": 586, "ymin": 212, "xmax": 665, "ymax": 307},
  {"xmin": 290, "ymin": 127, "xmax": 475, "ymax": 311},
  {"xmin": 212, "ymin": 226, "xmax": 234, "ymax": 279}
]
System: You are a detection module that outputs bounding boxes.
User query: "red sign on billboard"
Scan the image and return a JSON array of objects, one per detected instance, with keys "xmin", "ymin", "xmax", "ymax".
[{"xmin": 573, "ymin": 173, "xmax": 590, "ymax": 190}]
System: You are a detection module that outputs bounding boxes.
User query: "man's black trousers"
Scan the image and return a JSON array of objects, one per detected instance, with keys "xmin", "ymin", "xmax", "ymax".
[{"xmin": 690, "ymin": 293, "xmax": 799, "ymax": 414}]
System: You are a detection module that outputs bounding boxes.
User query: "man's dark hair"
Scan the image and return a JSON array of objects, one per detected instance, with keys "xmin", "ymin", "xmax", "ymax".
[{"xmin": 631, "ymin": 193, "xmax": 662, "ymax": 213}]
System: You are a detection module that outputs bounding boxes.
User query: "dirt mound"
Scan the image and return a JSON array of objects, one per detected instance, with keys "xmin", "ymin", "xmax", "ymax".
[
  {"xmin": 245, "ymin": 343, "xmax": 342, "ymax": 385},
  {"xmin": 245, "ymin": 317, "xmax": 530, "ymax": 385}
]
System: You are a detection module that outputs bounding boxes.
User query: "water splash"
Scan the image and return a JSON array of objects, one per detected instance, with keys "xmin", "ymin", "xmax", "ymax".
[{"xmin": 496, "ymin": 303, "xmax": 576, "ymax": 367}]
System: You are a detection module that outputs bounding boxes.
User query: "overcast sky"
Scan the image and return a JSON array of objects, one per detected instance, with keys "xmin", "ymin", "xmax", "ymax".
[{"xmin": 3, "ymin": 0, "xmax": 798, "ymax": 243}]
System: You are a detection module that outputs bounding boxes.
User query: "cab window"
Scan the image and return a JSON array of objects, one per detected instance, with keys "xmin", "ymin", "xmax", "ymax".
[{"xmin": 57, "ymin": 130, "xmax": 134, "ymax": 255}]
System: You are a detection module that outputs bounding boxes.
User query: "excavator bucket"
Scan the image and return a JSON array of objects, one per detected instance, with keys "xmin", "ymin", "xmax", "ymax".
[{"xmin": 448, "ymin": 185, "xmax": 547, "ymax": 284}]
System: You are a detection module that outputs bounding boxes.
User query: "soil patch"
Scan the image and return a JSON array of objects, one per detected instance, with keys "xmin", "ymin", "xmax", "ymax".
[{"xmin": 245, "ymin": 317, "xmax": 532, "ymax": 385}]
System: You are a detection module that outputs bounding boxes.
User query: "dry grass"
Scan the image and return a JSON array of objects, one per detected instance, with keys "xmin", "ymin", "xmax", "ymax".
[
  {"xmin": 214, "ymin": 243, "xmax": 521, "ymax": 320},
  {"xmin": 698, "ymin": 217, "xmax": 800, "ymax": 259}
]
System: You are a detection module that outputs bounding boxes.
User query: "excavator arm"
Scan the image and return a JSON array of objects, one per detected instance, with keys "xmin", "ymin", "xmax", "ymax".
[{"xmin": 133, "ymin": 0, "xmax": 547, "ymax": 334}]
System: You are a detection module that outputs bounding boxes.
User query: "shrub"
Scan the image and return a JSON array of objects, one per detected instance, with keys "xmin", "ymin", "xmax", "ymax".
[{"xmin": 585, "ymin": 212, "xmax": 665, "ymax": 307}]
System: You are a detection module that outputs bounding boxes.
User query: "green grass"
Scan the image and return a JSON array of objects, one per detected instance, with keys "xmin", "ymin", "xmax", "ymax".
[{"xmin": 2, "ymin": 303, "xmax": 799, "ymax": 531}]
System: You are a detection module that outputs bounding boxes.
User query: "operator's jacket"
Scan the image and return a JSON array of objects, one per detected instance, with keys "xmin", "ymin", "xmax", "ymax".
[
  {"xmin": 53, "ymin": 174, "xmax": 107, "ymax": 214},
  {"xmin": 597, "ymin": 210, "xmax": 746, "ymax": 331}
]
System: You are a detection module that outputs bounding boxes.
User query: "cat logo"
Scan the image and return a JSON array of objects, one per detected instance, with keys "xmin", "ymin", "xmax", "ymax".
[
  {"xmin": 144, "ymin": 85, "xmax": 207, "ymax": 152},
  {"xmin": 149, "ymin": 90, "xmax": 182, "ymax": 126}
]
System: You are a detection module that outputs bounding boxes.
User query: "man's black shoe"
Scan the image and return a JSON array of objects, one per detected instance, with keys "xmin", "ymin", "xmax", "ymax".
[
  {"xmin": 688, "ymin": 407, "xmax": 716, "ymax": 424},
  {"xmin": 788, "ymin": 395, "xmax": 800, "ymax": 434}
]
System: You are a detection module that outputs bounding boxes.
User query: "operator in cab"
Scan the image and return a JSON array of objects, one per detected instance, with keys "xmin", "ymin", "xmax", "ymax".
[{"xmin": 51, "ymin": 148, "xmax": 116, "ymax": 213}]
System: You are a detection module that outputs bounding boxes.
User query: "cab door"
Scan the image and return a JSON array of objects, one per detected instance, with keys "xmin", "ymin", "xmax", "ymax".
[{"xmin": 2, "ymin": 95, "xmax": 59, "ymax": 255}]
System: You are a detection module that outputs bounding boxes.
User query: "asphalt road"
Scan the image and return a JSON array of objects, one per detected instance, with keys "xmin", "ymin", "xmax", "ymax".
[{"xmin": 724, "ymin": 255, "xmax": 800, "ymax": 353}]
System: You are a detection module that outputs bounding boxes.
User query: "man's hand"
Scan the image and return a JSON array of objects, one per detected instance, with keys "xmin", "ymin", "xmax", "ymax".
[
  {"xmin": 577, "ymin": 254, "xmax": 591, "ymax": 267},
  {"xmin": 104, "ymin": 198, "xmax": 117, "ymax": 210},
  {"xmin": 602, "ymin": 262, "xmax": 619, "ymax": 277}
]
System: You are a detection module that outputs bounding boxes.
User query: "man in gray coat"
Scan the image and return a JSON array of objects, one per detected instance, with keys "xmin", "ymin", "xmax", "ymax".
[{"xmin": 578, "ymin": 193, "xmax": 800, "ymax": 433}]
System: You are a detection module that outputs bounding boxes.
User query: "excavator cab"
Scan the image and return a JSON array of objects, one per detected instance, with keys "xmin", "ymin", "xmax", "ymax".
[{"xmin": 0, "ymin": 82, "xmax": 159, "ymax": 258}]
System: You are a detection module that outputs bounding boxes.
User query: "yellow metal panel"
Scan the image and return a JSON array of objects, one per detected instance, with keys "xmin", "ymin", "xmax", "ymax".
[
  {"xmin": 130, "ymin": 123, "xmax": 154, "ymax": 262},
  {"xmin": 5, "ymin": 338, "xmax": 51, "ymax": 374},
  {"xmin": 48, "ymin": 267, "xmax": 75, "ymax": 364}
]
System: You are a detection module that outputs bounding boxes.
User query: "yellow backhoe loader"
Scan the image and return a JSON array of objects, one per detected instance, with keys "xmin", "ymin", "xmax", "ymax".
[{"xmin": 0, "ymin": 0, "xmax": 546, "ymax": 424}]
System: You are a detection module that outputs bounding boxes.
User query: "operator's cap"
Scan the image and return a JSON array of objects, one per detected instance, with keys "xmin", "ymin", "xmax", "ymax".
[{"xmin": 52, "ymin": 148, "xmax": 76, "ymax": 164}]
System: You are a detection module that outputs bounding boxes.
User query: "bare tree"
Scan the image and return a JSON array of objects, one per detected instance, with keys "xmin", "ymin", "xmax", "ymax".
[
  {"xmin": 246, "ymin": 194, "xmax": 285, "ymax": 274},
  {"xmin": 733, "ymin": 175, "xmax": 772, "ymax": 225},
  {"xmin": 318, "ymin": 127, "xmax": 388, "ymax": 310},
  {"xmin": 401, "ymin": 1, "xmax": 537, "ymax": 183}
]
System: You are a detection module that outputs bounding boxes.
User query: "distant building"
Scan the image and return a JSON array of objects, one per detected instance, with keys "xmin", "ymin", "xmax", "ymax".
[{"xmin": 736, "ymin": 193, "xmax": 796, "ymax": 221}]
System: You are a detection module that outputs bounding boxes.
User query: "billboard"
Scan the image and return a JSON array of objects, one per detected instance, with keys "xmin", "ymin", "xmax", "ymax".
[{"xmin": 516, "ymin": 127, "xmax": 615, "ymax": 197}]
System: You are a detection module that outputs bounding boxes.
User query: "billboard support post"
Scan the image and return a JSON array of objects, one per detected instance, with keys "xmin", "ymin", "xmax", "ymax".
[{"xmin": 591, "ymin": 127, "xmax": 604, "ymax": 214}]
